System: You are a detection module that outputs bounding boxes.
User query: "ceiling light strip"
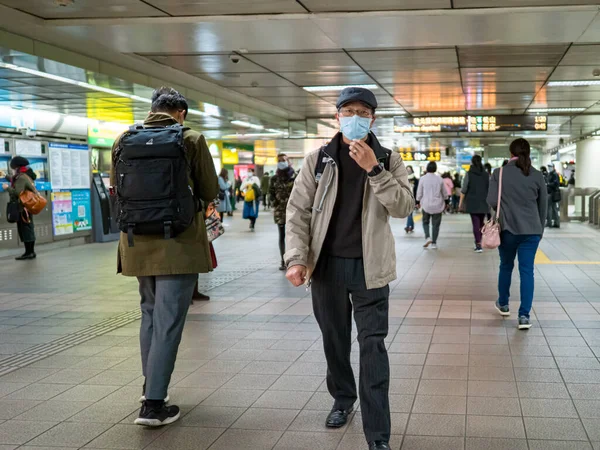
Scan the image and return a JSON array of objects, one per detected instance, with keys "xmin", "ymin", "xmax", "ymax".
[
  {"xmin": 528, "ymin": 108, "xmax": 586, "ymax": 113},
  {"xmin": 547, "ymin": 80, "xmax": 600, "ymax": 87},
  {"xmin": 231, "ymin": 120, "xmax": 264, "ymax": 130},
  {"xmin": 0, "ymin": 61, "xmax": 210, "ymax": 117}
]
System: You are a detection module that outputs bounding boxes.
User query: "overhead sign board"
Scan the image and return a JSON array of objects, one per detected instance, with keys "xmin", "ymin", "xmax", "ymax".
[
  {"xmin": 399, "ymin": 150, "xmax": 442, "ymax": 162},
  {"xmin": 394, "ymin": 115, "xmax": 547, "ymax": 133}
]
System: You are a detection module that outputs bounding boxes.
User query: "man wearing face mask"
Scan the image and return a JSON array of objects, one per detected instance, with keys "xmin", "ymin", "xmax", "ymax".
[{"xmin": 285, "ymin": 88, "xmax": 414, "ymax": 450}]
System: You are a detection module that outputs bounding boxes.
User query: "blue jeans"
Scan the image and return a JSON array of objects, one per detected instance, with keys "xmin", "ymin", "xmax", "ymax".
[
  {"xmin": 498, "ymin": 231, "xmax": 541, "ymax": 318},
  {"xmin": 406, "ymin": 213, "xmax": 414, "ymax": 229}
]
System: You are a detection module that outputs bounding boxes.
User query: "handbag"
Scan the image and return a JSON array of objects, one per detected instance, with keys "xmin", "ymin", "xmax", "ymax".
[
  {"xmin": 6, "ymin": 200, "xmax": 19, "ymax": 223},
  {"xmin": 205, "ymin": 204, "xmax": 225, "ymax": 243},
  {"xmin": 481, "ymin": 167, "xmax": 503, "ymax": 250},
  {"xmin": 19, "ymin": 189, "xmax": 47, "ymax": 215}
]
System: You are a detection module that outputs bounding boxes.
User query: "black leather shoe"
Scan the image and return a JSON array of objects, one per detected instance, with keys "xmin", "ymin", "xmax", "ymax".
[
  {"xmin": 325, "ymin": 406, "xmax": 352, "ymax": 428},
  {"xmin": 369, "ymin": 441, "xmax": 390, "ymax": 450}
]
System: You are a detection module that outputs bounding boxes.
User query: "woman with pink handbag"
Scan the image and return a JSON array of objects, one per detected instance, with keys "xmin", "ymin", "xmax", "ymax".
[{"xmin": 486, "ymin": 138, "xmax": 548, "ymax": 330}]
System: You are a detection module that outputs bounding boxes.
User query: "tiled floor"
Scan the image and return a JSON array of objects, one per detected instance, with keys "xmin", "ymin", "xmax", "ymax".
[{"xmin": 0, "ymin": 212, "xmax": 599, "ymax": 449}]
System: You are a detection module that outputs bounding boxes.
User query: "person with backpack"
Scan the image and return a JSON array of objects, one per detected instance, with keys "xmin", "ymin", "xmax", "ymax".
[
  {"xmin": 460, "ymin": 155, "xmax": 490, "ymax": 253},
  {"xmin": 416, "ymin": 162, "xmax": 448, "ymax": 250},
  {"xmin": 241, "ymin": 169, "xmax": 261, "ymax": 231},
  {"xmin": 285, "ymin": 87, "xmax": 414, "ymax": 450},
  {"xmin": 404, "ymin": 165, "xmax": 418, "ymax": 233},
  {"xmin": 2, "ymin": 157, "xmax": 37, "ymax": 260},
  {"xmin": 261, "ymin": 171, "xmax": 271, "ymax": 211},
  {"xmin": 110, "ymin": 86, "xmax": 218, "ymax": 427},
  {"xmin": 269, "ymin": 154, "xmax": 296, "ymax": 270},
  {"xmin": 546, "ymin": 163, "xmax": 561, "ymax": 228},
  {"xmin": 487, "ymin": 138, "xmax": 547, "ymax": 330}
]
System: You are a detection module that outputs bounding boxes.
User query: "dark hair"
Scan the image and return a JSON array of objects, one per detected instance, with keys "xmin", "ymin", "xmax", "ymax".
[
  {"xmin": 151, "ymin": 86, "xmax": 189, "ymax": 118},
  {"xmin": 541, "ymin": 166, "xmax": 547, "ymax": 172},
  {"xmin": 471, "ymin": 154, "xmax": 484, "ymax": 172},
  {"xmin": 484, "ymin": 163, "xmax": 492, "ymax": 175},
  {"xmin": 502, "ymin": 159, "xmax": 509, "ymax": 167},
  {"xmin": 441, "ymin": 172, "xmax": 450, "ymax": 179},
  {"xmin": 219, "ymin": 168, "xmax": 228, "ymax": 180},
  {"xmin": 9, "ymin": 156, "xmax": 29, "ymax": 169},
  {"xmin": 426, "ymin": 162, "xmax": 437, "ymax": 173},
  {"xmin": 509, "ymin": 138, "xmax": 532, "ymax": 176}
]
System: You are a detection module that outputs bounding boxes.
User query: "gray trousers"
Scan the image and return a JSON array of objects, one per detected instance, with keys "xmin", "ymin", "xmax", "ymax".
[
  {"xmin": 547, "ymin": 198, "xmax": 560, "ymax": 226},
  {"xmin": 138, "ymin": 274, "xmax": 197, "ymax": 400},
  {"xmin": 312, "ymin": 256, "xmax": 391, "ymax": 444},
  {"xmin": 422, "ymin": 211, "xmax": 442, "ymax": 243}
]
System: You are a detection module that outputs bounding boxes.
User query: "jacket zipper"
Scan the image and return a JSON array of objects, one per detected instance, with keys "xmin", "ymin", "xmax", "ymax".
[{"xmin": 313, "ymin": 151, "xmax": 336, "ymax": 213}]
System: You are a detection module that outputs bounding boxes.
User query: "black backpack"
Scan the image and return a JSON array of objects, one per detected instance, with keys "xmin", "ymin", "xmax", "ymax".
[
  {"xmin": 115, "ymin": 124, "xmax": 197, "ymax": 247},
  {"xmin": 313, "ymin": 145, "xmax": 392, "ymax": 183}
]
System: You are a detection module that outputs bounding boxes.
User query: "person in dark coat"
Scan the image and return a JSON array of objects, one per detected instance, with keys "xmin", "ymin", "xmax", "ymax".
[
  {"xmin": 2, "ymin": 156, "xmax": 37, "ymax": 260},
  {"xmin": 269, "ymin": 154, "xmax": 296, "ymax": 270},
  {"xmin": 460, "ymin": 154, "xmax": 490, "ymax": 253}
]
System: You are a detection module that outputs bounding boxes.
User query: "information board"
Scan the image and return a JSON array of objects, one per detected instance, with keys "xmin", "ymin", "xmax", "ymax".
[
  {"xmin": 399, "ymin": 150, "xmax": 442, "ymax": 162},
  {"xmin": 49, "ymin": 143, "xmax": 90, "ymax": 190},
  {"xmin": 72, "ymin": 189, "xmax": 92, "ymax": 232},
  {"xmin": 51, "ymin": 191, "xmax": 73, "ymax": 236},
  {"xmin": 394, "ymin": 115, "xmax": 547, "ymax": 133}
]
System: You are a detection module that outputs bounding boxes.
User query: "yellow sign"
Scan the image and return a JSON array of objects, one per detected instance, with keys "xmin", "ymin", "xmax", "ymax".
[
  {"xmin": 88, "ymin": 121, "xmax": 128, "ymax": 147},
  {"xmin": 222, "ymin": 149, "xmax": 239, "ymax": 165},
  {"xmin": 399, "ymin": 151, "xmax": 441, "ymax": 162},
  {"xmin": 254, "ymin": 140, "xmax": 278, "ymax": 165}
]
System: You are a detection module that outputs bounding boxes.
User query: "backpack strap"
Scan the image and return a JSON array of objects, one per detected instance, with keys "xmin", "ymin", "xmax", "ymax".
[{"xmin": 313, "ymin": 146, "xmax": 330, "ymax": 184}]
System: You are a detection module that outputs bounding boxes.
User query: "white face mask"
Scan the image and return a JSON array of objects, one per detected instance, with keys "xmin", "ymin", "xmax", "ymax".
[
  {"xmin": 277, "ymin": 161, "xmax": 289, "ymax": 171},
  {"xmin": 247, "ymin": 172, "xmax": 254, "ymax": 178}
]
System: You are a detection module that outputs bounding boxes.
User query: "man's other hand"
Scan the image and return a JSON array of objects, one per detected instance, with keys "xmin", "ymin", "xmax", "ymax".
[{"xmin": 286, "ymin": 265, "xmax": 307, "ymax": 287}]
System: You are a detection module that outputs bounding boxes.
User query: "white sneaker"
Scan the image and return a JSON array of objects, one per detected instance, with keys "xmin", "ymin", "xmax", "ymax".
[
  {"xmin": 423, "ymin": 239, "xmax": 432, "ymax": 249},
  {"xmin": 431, "ymin": 243, "xmax": 438, "ymax": 250}
]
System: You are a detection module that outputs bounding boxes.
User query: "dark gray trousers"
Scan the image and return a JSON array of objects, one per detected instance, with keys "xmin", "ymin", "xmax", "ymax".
[
  {"xmin": 311, "ymin": 256, "xmax": 391, "ymax": 444},
  {"xmin": 138, "ymin": 274, "xmax": 197, "ymax": 400},
  {"xmin": 422, "ymin": 211, "xmax": 442, "ymax": 243}
]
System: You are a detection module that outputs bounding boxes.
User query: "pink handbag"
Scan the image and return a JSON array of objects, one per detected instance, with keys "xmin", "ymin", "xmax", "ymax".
[{"xmin": 481, "ymin": 167, "xmax": 503, "ymax": 249}]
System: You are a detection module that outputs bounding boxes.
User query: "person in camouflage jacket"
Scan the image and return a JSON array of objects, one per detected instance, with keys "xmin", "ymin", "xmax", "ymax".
[{"xmin": 269, "ymin": 154, "xmax": 296, "ymax": 270}]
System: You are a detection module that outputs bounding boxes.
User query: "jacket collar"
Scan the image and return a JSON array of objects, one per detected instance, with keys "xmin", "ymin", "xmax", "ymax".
[
  {"xmin": 143, "ymin": 112, "xmax": 179, "ymax": 127},
  {"xmin": 324, "ymin": 132, "xmax": 389, "ymax": 164}
]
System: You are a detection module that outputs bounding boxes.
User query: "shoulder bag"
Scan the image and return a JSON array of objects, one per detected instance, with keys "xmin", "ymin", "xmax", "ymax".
[
  {"xmin": 481, "ymin": 167, "xmax": 503, "ymax": 250},
  {"xmin": 205, "ymin": 203, "xmax": 225, "ymax": 243}
]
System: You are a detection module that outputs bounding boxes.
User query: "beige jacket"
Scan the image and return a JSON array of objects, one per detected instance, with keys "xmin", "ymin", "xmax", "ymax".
[{"xmin": 285, "ymin": 133, "xmax": 415, "ymax": 290}]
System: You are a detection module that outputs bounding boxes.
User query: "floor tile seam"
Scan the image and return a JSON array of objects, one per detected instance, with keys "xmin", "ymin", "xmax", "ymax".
[
  {"xmin": 398, "ymin": 317, "xmax": 436, "ymax": 450},
  {"xmin": 541, "ymin": 326, "xmax": 596, "ymax": 445}
]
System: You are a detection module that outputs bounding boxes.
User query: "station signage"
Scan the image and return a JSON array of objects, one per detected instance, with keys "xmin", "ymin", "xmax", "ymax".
[
  {"xmin": 398, "ymin": 150, "xmax": 442, "ymax": 162},
  {"xmin": 394, "ymin": 115, "xmax": 547, "ymax": 133}
]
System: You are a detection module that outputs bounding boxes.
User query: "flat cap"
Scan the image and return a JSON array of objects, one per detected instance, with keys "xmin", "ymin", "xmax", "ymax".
[
  {"xmin": 9, "ymin": 156, "xmax": 29, "ymax": 169},
  {"xmin": 336, "ymin": 87, "xmax": 378, "ymax": 111}
]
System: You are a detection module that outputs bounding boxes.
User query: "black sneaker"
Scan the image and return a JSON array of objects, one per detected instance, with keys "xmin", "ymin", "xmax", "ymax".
[
  {"xmin": 518, "ymin": 316, "xmax": 532, "ymax": 330},
  {"xmin": 369, "ymin": 442, "xmax": 391, "ymax": 450},
  {"xmin": 495, "ymin": 300, "xmax": 510, "ymax": 316},
  {"xmin": 279, "ymin": 262, "xmax": 286, "ymax": 271},
  {"xmin": 134, "ymin": 401, "xmax": 180, "ymax": 427},
  {"xmin": 15, "ymin": 253, "xmax": 35, "ymax": 261}
]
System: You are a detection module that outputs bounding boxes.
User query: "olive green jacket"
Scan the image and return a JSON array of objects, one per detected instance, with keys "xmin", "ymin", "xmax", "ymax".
[
  {"xmin": 6, "ymin": 174, "xmax": 35, "ymax": 212},
  {"xmin": 111, "ymin": 113, "xmax": 219, "ymax": 277}
]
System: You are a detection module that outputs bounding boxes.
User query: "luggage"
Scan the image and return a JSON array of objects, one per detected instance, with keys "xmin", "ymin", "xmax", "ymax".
[{"xmin": 114, "ymin": 124, "xmax": 197, "ymax": 247}]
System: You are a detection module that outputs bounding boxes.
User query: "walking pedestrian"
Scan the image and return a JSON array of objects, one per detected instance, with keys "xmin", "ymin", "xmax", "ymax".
[
  {"xmin": 285, "ymin": 87, "xmax": 414, "ymax": 450},
  {"xmin": 487, "ymin": 138, "xmax": 547, "ymax": 330},
  {"xmin": 261, "ymin": 171, "xmax": 271, "ymax": 210},
  {"xmin": 546, "ymin": 163, "xmax": 561, "ymax": 228},
  {"xmin": 404, "ymin": 165, "xmax": 418, "ymax": 233},
  {"xmin": 460, "ymin": 155, "xmax": 490, "ymax": 252},
  {"xmin": 416, "ymin": 162, "xmax": 448, "ymax": 249},
  {"xmin": 111, "ymin": 86, "xmax": 218, "ymax": 426},
  {"xmin": 241, "ymin": 169, "xmax": 260, "ymax": 231},
  {"xmin": 269, "ymin": 154, "xmax": 296, "ymax": 270},
  {"xmin": 216, "ymin": 169, "xmax": 232, "ymax": 220}
]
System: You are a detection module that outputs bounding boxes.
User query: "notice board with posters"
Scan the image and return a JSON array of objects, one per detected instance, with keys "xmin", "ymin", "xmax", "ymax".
[
  {"xmin": 48, "ymin": 142, "xmax": 91, "ymax": 190},
  {"xmin": 51, "ymin": 191, "xmax": 73, "ymax": 236}
]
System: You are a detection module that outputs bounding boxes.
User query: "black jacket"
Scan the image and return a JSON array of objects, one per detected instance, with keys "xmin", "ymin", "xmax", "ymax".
[{"xmin": 462, "ymin": 167, "xmax": 490, "ymax": 214}]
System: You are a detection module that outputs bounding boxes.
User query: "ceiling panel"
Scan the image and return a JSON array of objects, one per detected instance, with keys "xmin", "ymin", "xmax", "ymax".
[
  {"xmin": 463, "ymin": 81, "xmax": 545, "ymax": 93},
  {"xmin": 560, "ymin": 45, "xmax": 600, "ymax": 66},
  {"xmin": 537, "ymin": 89, "xmax": 600, "ymax": 101},
  {"xmin": 455, "ymin": 0, "xmax": 600, "ymax": 6},
  {"xmin": 383, "ymin": 83, "xmax": 463, "ymax": 96},
  {"xmin": 146, "ymin": 0, "xmax": 305, "ymax": 15},
  {"xmin": 550, "ymin": 66, "xmax": 600, "ymax": 81},
  {"xmin": 280, "ymin": 72, "xmax": 372, "ymax": 86},
  {"xmin": 196, "ymin": 72, "xmax": 292, "ymax": 87},
  {"xmin": 144, "ymin": 54, "xmax": 267, "ymax": 73},
  {"xmin": 0, "ymin": 0, "xmax": 166, "ymax": 18},
  {"xmin": 302, "ymin": 0, "xmax": 450, "ymax": 11},
  {"xmin": 529, "ymin": 100, "xmax": 597, "ymax": 108},
  {"xmin": 232, "ymin": 86, "xmax": 311, "ymax": 97},
  {"xmin": 350, "ymin": 49, "xmax": 457, "ymax": 71},
  {"xmin": 370, "ymin": 69, "xmax": 461, "ymax": 85},
  {"xmin": 245, "ymin": 53, "xmax": 360, "ymax": 73},
  {"xmin": 458, "ymin": 45, "xmax": 568, "ymax": 67},
  {"xmin": 461, "ymin": 67, "xmax": 552, "ymax": 83},
  {"xmin": 397, "ymin": 95, "xmax": 466, "ymax": 112}
]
